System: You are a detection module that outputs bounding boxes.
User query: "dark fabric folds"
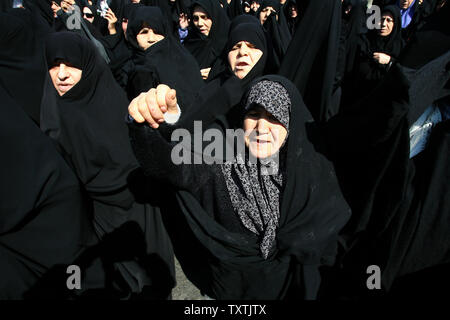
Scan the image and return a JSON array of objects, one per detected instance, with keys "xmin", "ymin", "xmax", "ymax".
[
  {"xmin": 125, "ymin": 6, "xmax": 204, "ymax": 103},
  {"xmin": 40, "ymin": 32, "xmax": 175, "ymax": 297},
  {"xmin": 279, "ymin": 0, "xmax": 342, "ymax": 123},
  {"xmin": 183, "ymin": 0, "xmax": 230, "ymax": 69},
  {"xmin": 128, "ymin": 75, "xmax": 351, "ymax": 299},
  {"xmin": 0, "ymin": 84, "xmax": 92, "ymax": 299}
]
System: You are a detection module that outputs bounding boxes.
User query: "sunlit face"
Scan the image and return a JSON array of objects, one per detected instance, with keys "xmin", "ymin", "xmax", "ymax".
[
  {"xmin": 259, "ymin": 6, "xmax": 276, "ymax": 25},
  {"xmin": 51, "ymin": 1, "xmax": 60, "ymax": 17},
  {"xmin": 228, "ymin": 41, "xmax": 263, "ymax": 79},
  {"xmin": 379, "ymin": 12, "xmax": 394, "ymax": 36},
  {"xmin": 399, "ymin": 0, "xmax": 414, "ymax": 9},
  {"xmin": 49, "ymin": 62, "xmax": 82, "ymax": 96},
  {"xmin": 83, "ymin": 7, "xmax": 94, "ymax": 24},
  {"xmin": 192, "ymin": 6, "xmax": 212, "ymax": 36},
  {"xmin": 244, "ymin": 106, "xmax": 288, "ymax": 159},
  {"xmin": 136, "ymin": 27, "xmax": 165, "ymax": 50}
]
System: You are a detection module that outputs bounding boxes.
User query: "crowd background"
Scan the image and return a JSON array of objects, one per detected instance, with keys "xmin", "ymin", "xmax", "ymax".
[{"xmin": 0, "ymin": 0, "xmax": 449, "ymax": 300}]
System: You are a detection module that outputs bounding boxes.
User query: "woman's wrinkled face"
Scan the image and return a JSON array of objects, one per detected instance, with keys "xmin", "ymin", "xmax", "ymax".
[
  {"xmin": 49, "ymin": 62, "xmax": 83, "ymax": 96},
  {"xmin": 259, "ymin": 6, "xmax": 276, "ymax": 25},
  {"xmin": 136, "ymin": 27, "xmax": 165, "ymax": 50},
  {"xmin": 379, "ymin": 12, "xmax": 394, "ymax": 37},
  {"xmin": 192, "ymin": 6, "xmax": 212, "ymax": 36},
  {"xmin": 228, "ymin": 41, "xmax": 263, "ymax": 79},
  {"xmin": 244, "ymin": 106, "xmax": 288, "ymax": 159}
]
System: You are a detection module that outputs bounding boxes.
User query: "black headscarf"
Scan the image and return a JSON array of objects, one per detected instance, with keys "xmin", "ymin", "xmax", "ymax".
[
  {"xmin": 128, "ymin": 75, "xmax": 351, "ymax": 299},
  {"xmin": 143, "ymin": 0, "xmax": 191, "ymax": 38},
  {"xmin": 361, "ymin": 5, "xmax": 403, "ymax": 59},
  {"xmin": 279, "ymin": 0, "xmax": 342, "ymax": 123},
  {"xmin": 342, "ymin": 5, "xmax": 404, "ymax": 108},
  {"xmin": 220, "ymin": 0, "xmax": 243, "ymax": 20},
  {"xmin": 40, "ymin": 32, "xmax": 175, "ymax": 296},
  {"xmin": 0, "ymin": 84, "xmax": 92, "ymax": 299},
  {"xmin": 126, "ymin": 5, "xmax": 168, "ymax": 47},
  {"xmin": 340, "ymin": 0, "xmax": 368, "ymax": 76},
  {"xmin": 183, "ymin": 0, "xmax": 230, "ymax": 69},
  {"xmin": 208, "ymin": 15, "xmax": 268, "ymax": 82},
  {"xmin": 23, "ymin": 0, "xmax": 53, "ymax": 25},
  {"xmin": 257, "ymin": 0, "xmax": 291, "ymax": 68},
  {"xmin": 283, "ymin": 0, "xmax": 301, "ymax": 35},
  {"xmin": 125, "ymin": 6, "xmax": 204, "ymax": 104},
  {"xmin": 0, "ymin": 1, "xmax": 53, "ymax": 125}
]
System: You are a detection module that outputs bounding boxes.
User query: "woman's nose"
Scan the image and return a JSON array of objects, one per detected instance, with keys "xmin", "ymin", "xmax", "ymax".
[
  {"xmin": 238, "ymin": 44, "xmax": 249, "ymax": 56},
  {"xmin": 257, "ymin": 119, "xmax": 269, "ymax": 134},
  {"xmin": 58, "ymin": 64, "xmax": 68, "ymax": 79}
]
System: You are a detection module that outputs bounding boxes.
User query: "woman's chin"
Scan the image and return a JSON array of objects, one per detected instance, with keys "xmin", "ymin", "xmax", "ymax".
[{"xmin": 248, "ymin": 145, "xmax": 276, "ymax": 160}]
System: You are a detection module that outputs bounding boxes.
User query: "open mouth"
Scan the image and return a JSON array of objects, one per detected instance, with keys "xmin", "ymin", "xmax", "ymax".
[{"xmin": 236, "ymin": 62, "xmax": 250, "ymax": 69}]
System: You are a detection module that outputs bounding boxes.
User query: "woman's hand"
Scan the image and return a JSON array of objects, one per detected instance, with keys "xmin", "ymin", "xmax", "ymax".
[
  {"xmin": 373, "ymin": 52, "xmax": 391, "ymax": 65},
  {"xmin": 179, "ymin": 13, "xmax": 189, "ymax": 29},
  {"xmin": 105, "ymin": 8, "xmax": 118, "ymax": 35},
  {"xmin": 128, "ymin": 84, "xmax": 178, "ymax": 128},
  {"xmin": 60, "ymin": 0, "xmax": 75, "ymax": 13}
]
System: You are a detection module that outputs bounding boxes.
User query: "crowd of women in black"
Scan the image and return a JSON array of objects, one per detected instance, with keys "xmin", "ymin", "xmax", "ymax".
[{"xmin": 0, "ymin": 0, "xmax": 449, "ymax": 300}]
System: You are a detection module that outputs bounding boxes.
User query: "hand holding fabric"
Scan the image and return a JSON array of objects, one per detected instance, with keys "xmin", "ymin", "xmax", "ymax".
[{"xmin": 128, "ymin": 84, "xmax": 178, "ymax": 128}]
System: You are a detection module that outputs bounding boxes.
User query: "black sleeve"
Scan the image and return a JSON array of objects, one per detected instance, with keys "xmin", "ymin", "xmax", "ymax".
[
  {"xmin": 157, "ymin": 75, "xmax": 247, "ymax": 141},
  {"xmin": 128, "ymin": 121, "xmax": 213, "ymax": 194}
]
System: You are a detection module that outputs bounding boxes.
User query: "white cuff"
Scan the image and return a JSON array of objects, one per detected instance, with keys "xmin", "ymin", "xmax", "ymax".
[{"xmin": 163, "ymin": 104, "xmax": 181, "ymax": 124}]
